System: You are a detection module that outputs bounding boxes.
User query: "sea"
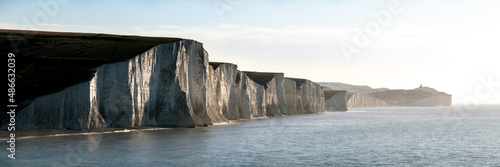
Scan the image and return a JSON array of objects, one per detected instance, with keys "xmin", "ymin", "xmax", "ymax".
[{"xmin": 2, "ymin": 106, "xmax": 500, "ymax": 166}]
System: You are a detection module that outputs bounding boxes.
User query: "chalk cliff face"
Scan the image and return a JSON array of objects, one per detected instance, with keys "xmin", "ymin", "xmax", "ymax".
[
  {"xmin": 6, "ymin": 40, "xmax": 327, "ymax": 130},
  {"xmin": 323, "ymin": 90, "xmax": 348, "ymax": 111},
  {"xmin": 15, "ymin": 40, "xmax": 204, "ymax": 130},
  {"xmin": 407, "ymin": 94, "xmax": 452, "ymax": 106},
  {"xmin": 345, "ymin": 91, "xmax": 452, "ymax": 108},
  {"xmin": 288, "ymin": 78, "xmax": 325, "ymax": 114},
  {"xmin": 206, "ymin": 67, "xmax": 325, "ymax": 121},
  {"xmin": 346, "ymin": 92, "xmax": 390, "ymax": 108}
]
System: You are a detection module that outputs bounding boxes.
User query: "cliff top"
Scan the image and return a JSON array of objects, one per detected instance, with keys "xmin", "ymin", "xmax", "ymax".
[
  {"xmin": 323, "ymin": 90, "xmax": 346, "ymax": 100},
  {"xmin": 209, "ymin": 62, "xmax": 237, "ymax": 70},
  {"xmin": 318, "ymin": 82, "xmax": 388, "ymax": 94},
  {"xmin": 1, "ymin": 29, "xmax": 181, "ymax": 108},
  {"xmin": 285, "ymin": 77, "xmax": 307, "ymax": 88},
  {"xmin": 244, "ymin": 72, "xmax": 283, "ymax": 89}
]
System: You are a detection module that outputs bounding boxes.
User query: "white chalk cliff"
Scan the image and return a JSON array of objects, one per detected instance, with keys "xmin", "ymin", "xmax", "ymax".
[
  {"xmin": 9, "ymin": 40, "xmax": 326, "ymax": 130},
  {"xmin": 323, "ymin": 90, "xmax": 348, "ymax": 111},
  {"xmin": 345, "ymin": 92, "xmax": 390, "ymax": 108}
]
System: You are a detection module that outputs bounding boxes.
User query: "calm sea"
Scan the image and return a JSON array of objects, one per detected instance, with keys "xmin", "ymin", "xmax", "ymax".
[{"xmin": 2, "ymin": 106, "xmax": 500, "ymax": 166}]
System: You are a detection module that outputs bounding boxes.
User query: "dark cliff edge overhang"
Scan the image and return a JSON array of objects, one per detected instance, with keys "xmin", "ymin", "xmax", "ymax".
[
  {"xmin": 244, "ymin": 72, "xmax": 282, "ymax": 89},
  {"xmin": 1, "ymin": 29, "xmax": 182, "ymax": 111},
  {"xmin": 323, "ymin": 90, "xmax": 346, "ymax": 100}
]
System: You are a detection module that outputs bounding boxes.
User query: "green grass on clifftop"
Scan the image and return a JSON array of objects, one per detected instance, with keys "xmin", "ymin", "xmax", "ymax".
[
  {"xmin": 323, "ymin": 90, "xmax": 345, "ymax": 100},
  {"xmin": 368, "ymin": 87, "xmax": 450, "ymax": 105},
  {"xmin": 244, "ymin": 72, "xmax": 280, "ymax": 89}
]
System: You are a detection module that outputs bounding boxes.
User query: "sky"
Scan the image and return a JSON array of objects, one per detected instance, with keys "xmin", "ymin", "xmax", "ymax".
[{"xmin": 1, "ymin": 0, "xmax": 499, "ymax": 104}]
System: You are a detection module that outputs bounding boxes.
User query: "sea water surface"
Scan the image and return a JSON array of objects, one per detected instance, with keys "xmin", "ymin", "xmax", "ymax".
[{"xmin": 2, "ymin": 106, "xmax": 500, "ymax": 166}]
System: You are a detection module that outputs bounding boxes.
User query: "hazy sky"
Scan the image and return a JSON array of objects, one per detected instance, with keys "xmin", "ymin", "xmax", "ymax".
[{"xmin": 1, "ymin": 0, "xmax": 499, "ymax": 104}]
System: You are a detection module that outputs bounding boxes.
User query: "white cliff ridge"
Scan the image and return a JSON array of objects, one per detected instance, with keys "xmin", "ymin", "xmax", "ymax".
[{"xmin": 8, "ymin": 40, "xmax": 328, "ymax": 130}]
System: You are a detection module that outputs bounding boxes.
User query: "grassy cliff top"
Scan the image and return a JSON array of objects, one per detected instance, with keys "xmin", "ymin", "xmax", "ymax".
[
  {"xmin": 244, "ymin": 72, "xmax": 283, "ymax": 89},
  {"xmin": 285, "ymin": 77, "xmax": 307, "ymax": 88},
  {"xmin": 323, "ymin": 90, "xmax": 346, "ymax": 100},
  {"xmin": 208, "ymin": 62, "xmax": 237, "ymax": 70},
  {"xmin": 1, "ymin": 29, "xmax": 181, "ymax": 108},
  {"xmin": 318, "ymin": 82, "xmax": 389, "ymax": 94},
  {"xmin": 368, "ymin": 87, "xmax": 451, "ymax": 104}
]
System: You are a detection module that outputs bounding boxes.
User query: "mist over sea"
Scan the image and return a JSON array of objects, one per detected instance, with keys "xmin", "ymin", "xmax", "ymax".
[{"xmin": 2, "ymin": 106, "xmax": 500, "ymax": 166}]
